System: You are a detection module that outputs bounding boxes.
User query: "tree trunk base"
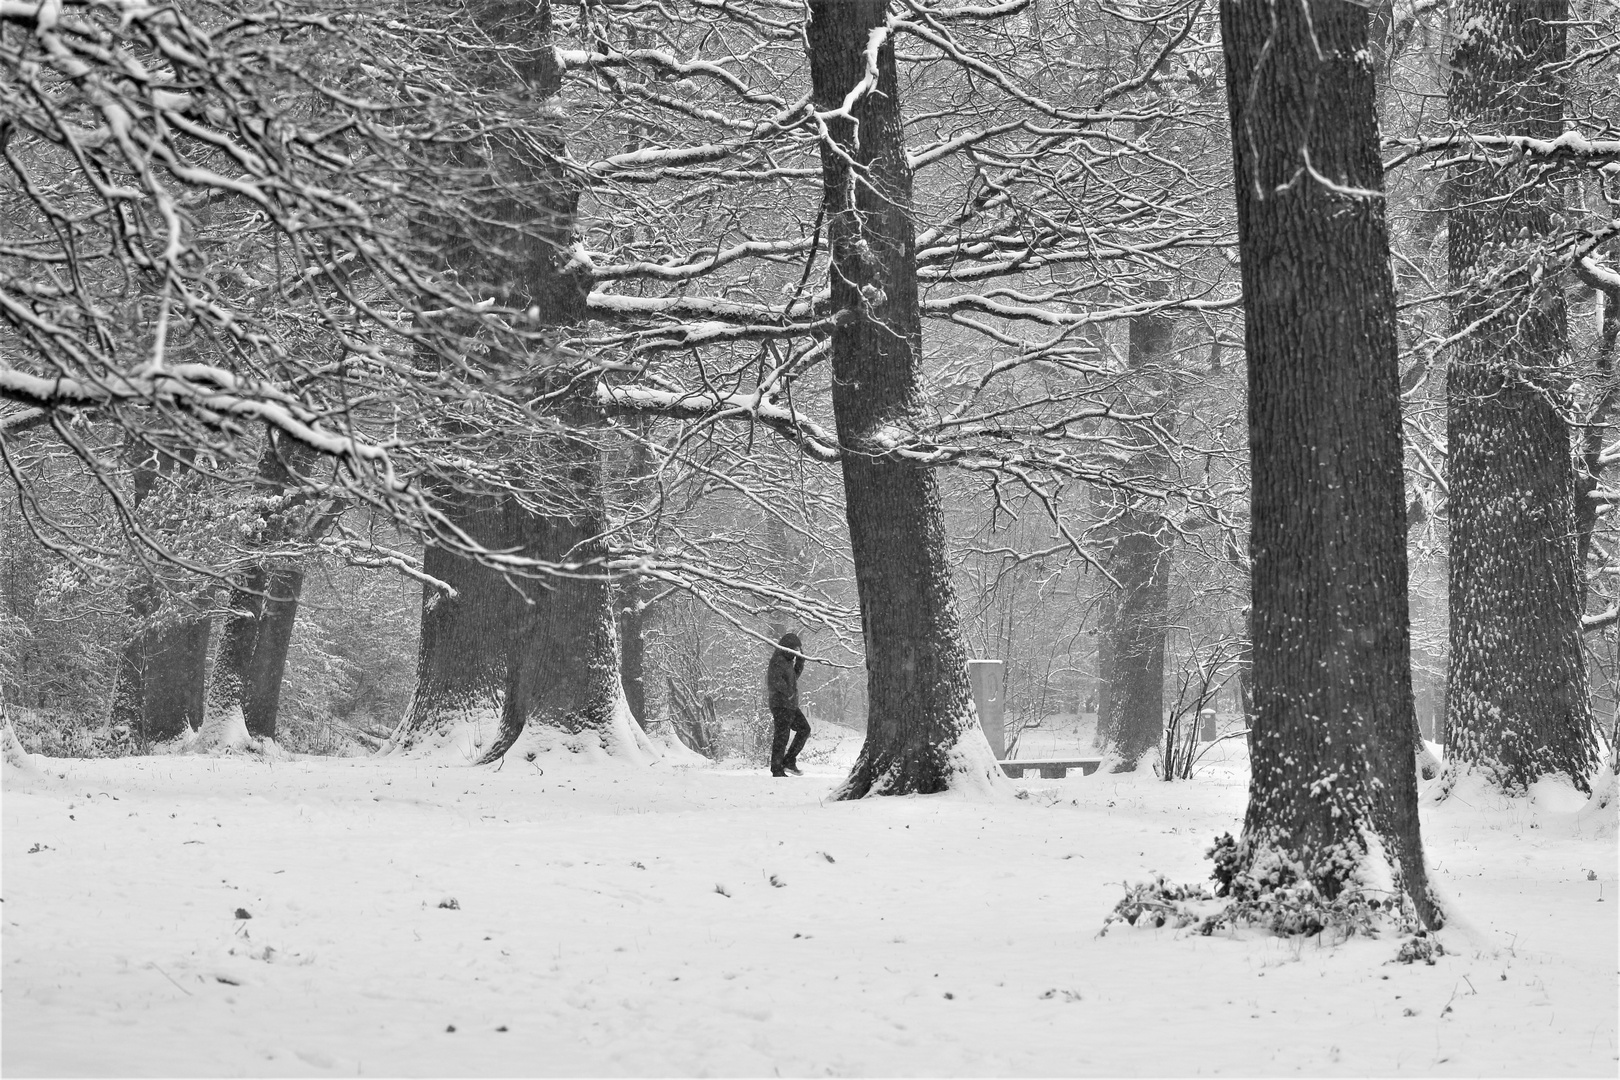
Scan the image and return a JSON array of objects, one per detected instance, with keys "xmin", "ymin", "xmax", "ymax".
[
  {"xmin": 380, "ymin": 699, "xmax": 509, "ymax": 764},
  {"xmin": 183, "ymin": 705, "xmax": 287, "ymax": 759},
  {"xmin": 831, "ymin": 719, "xmax": 1005, "ymax": 799},
  {"xmin": 502, "ymin": 691, "xmax": 659, "ymax": 767},
  {"xmin": 1105, "ymin": 827, "xmax": 1442, "ymax": 938}
]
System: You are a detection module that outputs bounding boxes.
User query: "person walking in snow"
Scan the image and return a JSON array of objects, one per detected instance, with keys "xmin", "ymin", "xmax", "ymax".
[{"xmin": 766, "ymin": 632, "xmax": 811, "ymax": 777}]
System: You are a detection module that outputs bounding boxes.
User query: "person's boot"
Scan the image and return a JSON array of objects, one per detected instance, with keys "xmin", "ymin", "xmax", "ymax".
[{"xmin": 783, "ymin": 761, "xmax": 802, "ymax": 776}]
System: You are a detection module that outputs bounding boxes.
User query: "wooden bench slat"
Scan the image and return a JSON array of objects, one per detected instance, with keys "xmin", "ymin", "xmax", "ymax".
[{"xmin": 998, "ymin": 758, "xmax": 1103, "ymax": 778}]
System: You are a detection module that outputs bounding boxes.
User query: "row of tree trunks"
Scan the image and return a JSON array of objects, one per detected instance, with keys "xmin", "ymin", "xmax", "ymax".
[
  {"xmin": 205, "ymin": 434, "xmax": 331, "ymax": 741},
  {"xmin": 1219, "ymin": 0, "xmax": 1436, "ymax": 925},
  {"xmin": 1443, "ymin": 0, "xmax": 1598, "ymax": 792},
  {"xmin": 806, "ymin": 0, "xmax": 999, "ymax": 797}
]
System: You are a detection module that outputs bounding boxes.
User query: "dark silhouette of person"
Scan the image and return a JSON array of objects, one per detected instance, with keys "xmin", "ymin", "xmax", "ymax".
[{"xmin": 766, "ymin": 632, "xmax": 811, "ymax": 776}]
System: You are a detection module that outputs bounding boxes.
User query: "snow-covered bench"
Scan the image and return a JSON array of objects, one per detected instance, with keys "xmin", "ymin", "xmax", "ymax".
[{"xmin": 998, "ymin": 758, "xmax": 1103, "ymax": 779}]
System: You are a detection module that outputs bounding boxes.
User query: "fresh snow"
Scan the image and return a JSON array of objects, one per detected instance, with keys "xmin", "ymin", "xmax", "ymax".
[{"xmin": 3, "ymin": 724, "xmax": 1616, "ymax": 1077}]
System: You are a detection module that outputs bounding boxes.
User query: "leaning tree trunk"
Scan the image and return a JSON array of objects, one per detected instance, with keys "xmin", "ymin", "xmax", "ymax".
[
  {"xmin": 1100, "ymin": 299, "xmax": 1176, "ymax": 769},
  {"xmin": 1219, "ymin": 0, "xmax": 1437, "ymax": 927},
  {"xmin": 1444, "ymin": 0, "xmax": 1599, "ymax": 792},
  {"xmin": 807, "ymin": 0, "xmax": 1000, "ymax": 798}
]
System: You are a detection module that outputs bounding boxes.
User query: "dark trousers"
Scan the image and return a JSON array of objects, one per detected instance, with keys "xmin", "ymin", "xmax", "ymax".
[{"xmin": 770, "ymin": 706, "xmax": 810, "ymax": 771}]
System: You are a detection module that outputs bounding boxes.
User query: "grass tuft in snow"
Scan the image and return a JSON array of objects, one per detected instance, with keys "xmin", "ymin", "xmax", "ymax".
[{"xmin": 1394, "ymin": 931, "xmax": 1445, "ymax": 965}]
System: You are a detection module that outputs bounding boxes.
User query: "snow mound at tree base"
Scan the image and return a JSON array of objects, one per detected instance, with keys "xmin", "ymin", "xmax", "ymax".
[
  {"xmin": 500, "ymin": 693, "xmax": 661, "ymax": 769},
  {"xmin": 639, "ymin": 723, "xmax": 712, "ymax": 765},
  {"xmin": 183, "ymin": 707, "xmax": 288, "ymax": 760},
  {"xmin": 2, "ymin": 713, "xmax": 56, "ymax": 786},
  {"xmin": 1429, "ymin": 769, "xmax": 1616, "ymax": 838},
  {"xmin": 378, "ymin": 702, "xmax": 506, "ymax": 764},
  {"xmin": 1578, "ymin": 768, "xmax": 1618, "ymax": 838}
]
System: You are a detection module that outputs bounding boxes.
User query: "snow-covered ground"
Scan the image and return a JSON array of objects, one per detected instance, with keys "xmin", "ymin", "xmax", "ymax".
[{"xmin": 3, "ymin": 722, "xmax": 1615, "ymax": 1077}]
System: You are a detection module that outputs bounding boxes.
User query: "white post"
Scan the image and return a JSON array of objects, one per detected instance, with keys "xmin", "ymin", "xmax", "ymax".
[{"xmin": 968, "ymin": 659, "xmax": 1005, "ymax": 758}]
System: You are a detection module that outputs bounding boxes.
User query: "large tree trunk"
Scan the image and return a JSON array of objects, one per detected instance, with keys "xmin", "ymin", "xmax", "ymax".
[
  {"xmin": 1443, "ymin": 0, "xmax": 1599, "ymax": 792},
  {"xmin": 112, "ymin": 599, "xmax": 211, "ymax": 744},
  {"xmin": 1219, "ymin": 0, "xmax": 1437, "ymax": 927},
  {"xmin": 386, "ymin": 0, "xmax": 645, "ymax": 765},
  {"xmin": 503, "ymin": 432, "xmax": 638, "ymax": 759},
  {"xmin": 109, "ymin": 449, "xmax": 210, "ymax": 744},
  {"xmin": 615, "ymin": 427, "xmax": 657, "ymax": 728},
  {"xmin": 205, "ymin": 435, "xmax": 330, "ymax": 741},
  {"xmin": 617, "ymin": 579, "xmax": 649, "ymax": 727},
  {"xmin": 1099, "ymin": 301, "xmax": 1176, "ymax": 769},
  {"xmin": 390, "ymin": 494, "xmax": 516, "ymax": 758},
  {"xmin": 807, "ymin": 0, "xmax": 1000, "ymax": 798}
]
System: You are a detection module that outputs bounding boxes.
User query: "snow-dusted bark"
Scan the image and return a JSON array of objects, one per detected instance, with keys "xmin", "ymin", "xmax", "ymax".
[
  {"xmin": 807, "ymin": 0, "xmax": 1003, "ymax": 799},
  {"xmin": 1219, "ymin": 0, "xmax": 1437, "ymax": 927},
  {"xmin": 109, "ymin": 452, "xmax": 209, "ymax": 743},
  {"xmin": 206, "ymin": 437, "xmax": 327, "ymax": 741},
  {"xmin": 110, "ymin": 600, "xmax": 210, "ymax": 744},
  {"xmin": 207, "ymin": 562, "xmax": 306, "ymax": 742},
  {"xmin": 387, "ymin": 495, "xmax": 518, "ymax": 762},
  {"xmin": 1097, "ymin": 301, "xmax": 1176, "ymax": 770},
  {"xmin": 1443, "ymin": 0, "xmax": 1600, "ymax": 793},
  {"xmin": 387, "ymin": 0, "xmax": 648, "ymax": 768},
  {"xmin": 503, "ymin": 435, "xmax": 652, "ymax": 762}
]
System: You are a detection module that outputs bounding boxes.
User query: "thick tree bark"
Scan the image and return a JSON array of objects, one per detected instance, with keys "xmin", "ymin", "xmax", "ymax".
[
  {"xmin": 616, "ymin": 428, "xmax": 657, "ymax": 728},
  {"xmin": 1093, "ymin": 613, "xmax": 1116, "ymax": 747},
  {"xmin": 1444, "ymin": 0, "xmax": 1599, "ymax": 792},
  {"xmin": 503, "ymin": 434, "xmax": 633, "ymax": 758},
  {"xmin": 387, "ymin": 0, "xmax": 643, "ymax": 764},
  {"xmin": 617, "ymin": 579, "xmax": 649, "ymax": 727},
  {"xmin": 392, "ymin": 494, "xmax": 515, "ymax": 758},
  {"xmin": 112, "ymin": 604, "xmax": 210, "ymax": 743},
  {"xmin": 1099, "ymin": 301, "xmax": 1175, "ymax": 768},
  {"xmin": 1573, "ymin": 285, "xmax": 1618, "ymax": 586},
  {"xmin": 807, "ymin": 0, "xmax": 999, "ymax": 797},
  {"xmin": 109, "ymin": 449, "xmax": 210, "ymax": 743},
  {"xmin": 1220, "ymin": 0, "xmax": 1436, "ymax": 926},
  {"xmin": 205, "ymin": 435, "xmax": 328, "ymax": 741}
]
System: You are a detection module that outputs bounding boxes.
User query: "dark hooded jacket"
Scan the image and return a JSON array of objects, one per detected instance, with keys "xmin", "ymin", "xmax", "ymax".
[{"xmin": 767, "ymin": 633, "xmax": 804, "ymax": 710}]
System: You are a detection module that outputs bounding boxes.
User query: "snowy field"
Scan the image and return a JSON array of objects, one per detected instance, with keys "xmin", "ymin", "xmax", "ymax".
[{"xmin": 3, "ymin": 723, "xmax": 1616, "ymax": 1078}]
